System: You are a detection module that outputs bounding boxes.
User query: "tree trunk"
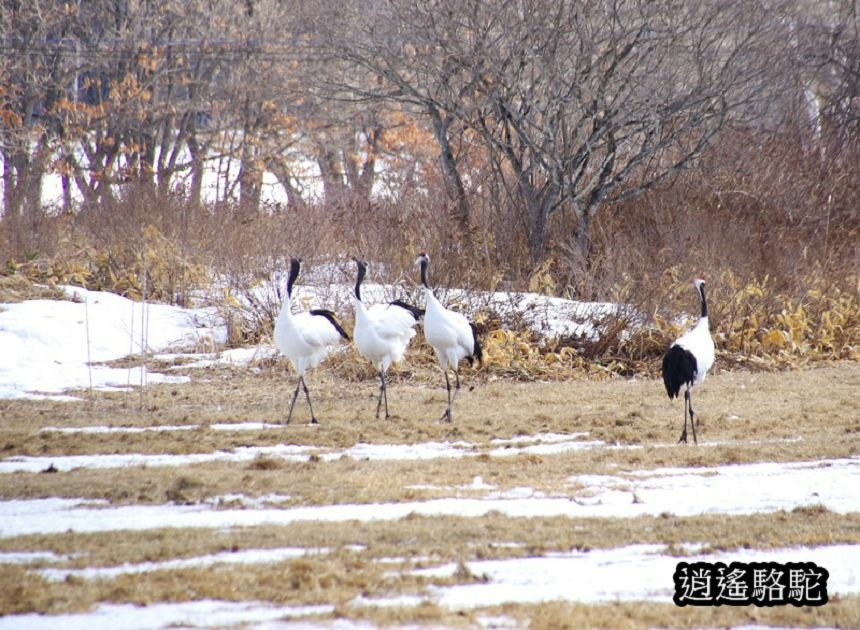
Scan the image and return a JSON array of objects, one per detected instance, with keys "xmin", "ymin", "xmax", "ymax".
[
  {"xmin": 428, "ymin": 105, "xmax": 470, "ymax": 234},
  {"xmin": 317, "ymin": 147, "xmax": 347, "ymax": 203},
  {"xmin": 573, "ymin": 209, "xmax": 592, "ymax": 269},
  {"xmin": 239, "ymin": 139, "xmax": 262, "ymax": 215},
  {"xmin": 187, "ymin": 136, "xmax": 203, "ymax": 209},
  {"xmin": 266, "ymin": 159, "xmax": 307, "ymax": 210}
]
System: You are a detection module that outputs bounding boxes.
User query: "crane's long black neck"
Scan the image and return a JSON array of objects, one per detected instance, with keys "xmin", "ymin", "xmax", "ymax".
[
  {"xmin": 354, "ymin": 261, "xmax": 367, "ymax": 301},
  {"xmin": 698, "ymin": 284, "xmax": 708, "ymax": 319},
  {"xmin": 287, "ymin": 258, "xmax": 301, "ymax": 298},
  {"xmin": 419, "ymin": 258, "xmax": 430, "ymax": 289}
]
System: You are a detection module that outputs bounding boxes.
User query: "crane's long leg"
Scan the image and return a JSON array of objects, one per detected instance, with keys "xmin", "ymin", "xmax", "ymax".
[
  {"xmin": 678, "ymin": 388, "xmax": 691, "ymax": 444},
  {"xmin": 301, "ymin": 377, "xmax": 319, "ymax": 425},
  {"xmin": 376, "ymin": 371, "xmax": 390, "ymax": 420},
  {"xmin": 450, "ymin": 368, "xmax": 462, "ymax": 406},
  {"xmin": 439, "ymin": 369, "xmax": 453, "ymax": 423},
  {"xmin": 286, "ymin": 378, "xmax": 302, "ymax": 424},
  {"xmin": 688, "ymin": 390, "xmax": 698, "ymax": 444}
]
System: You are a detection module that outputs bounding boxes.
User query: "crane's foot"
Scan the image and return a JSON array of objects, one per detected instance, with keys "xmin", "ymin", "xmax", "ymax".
[
  {"xmin": 678, "ymin": 429, "xmax": 688, "ymax": 444},
  {"xmin": 310, "ymin": 418, "xmax": 319, "ymax": 425}
]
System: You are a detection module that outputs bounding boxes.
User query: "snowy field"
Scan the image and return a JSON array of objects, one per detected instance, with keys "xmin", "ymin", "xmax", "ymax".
[{"xmin": 1, "ymin": 287, "xmax": 858, "ymax": 629}]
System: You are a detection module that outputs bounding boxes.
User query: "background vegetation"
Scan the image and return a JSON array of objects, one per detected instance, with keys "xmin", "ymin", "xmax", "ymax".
[{"xmin": 1, "ymin": 0, "xmax": 858, "ymax": 374}]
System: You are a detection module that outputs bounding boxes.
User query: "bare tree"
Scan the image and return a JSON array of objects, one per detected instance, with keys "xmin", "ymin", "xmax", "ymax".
[
  {"xmin": 798, "ymin": 0, "xmax": 860, "ymax": 151},
  {"xmin": 318, "ymin": 0, "xmax": 793, "ymax": 265},
  {"xmin": 0, "ymin": 1, "xmax": 78, "ymax": 224},
  {"xmin": 314, "ymin": 0, "xmax": 480, "ymax": 232}
]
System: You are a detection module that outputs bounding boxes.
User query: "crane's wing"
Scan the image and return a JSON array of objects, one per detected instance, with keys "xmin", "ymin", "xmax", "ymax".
[
  {"xmin": 366, "ymin": 303, "xmax": 420, "ymax": 342},
  {"xmin": 451, "ymin": 310, "xmax": 476, "ymax": 355},
  {"xmin": 293, "ymin": 310, "xmax": 349, "ymax": 348}
]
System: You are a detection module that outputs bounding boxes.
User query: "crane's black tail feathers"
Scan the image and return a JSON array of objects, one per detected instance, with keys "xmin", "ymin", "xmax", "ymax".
[
  {"xmin": 662, "ymin": 345, "xmax": 697, "ymax": 399},
  {"xmin": 390, "ymin": 299, "xmax": 425, "ymax": 321},
  {"xmin": 310, "ymin": 309, "xmax": 351, "ymax": 341},
  {"xmin": 467, "ymin": 322, "xmax": 483, "ymax": 366}
]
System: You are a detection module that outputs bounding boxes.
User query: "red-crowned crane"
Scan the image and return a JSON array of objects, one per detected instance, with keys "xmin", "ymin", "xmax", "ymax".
[
  {"xmin": 274, "ymin": 258, "xmax": 350, "ymax": 425},
  {"xmin": 415, "ymin": 253, "xmax": 482, "ymax": 422},
  {"xmin": 662, "ymin": 277, "xmax": 715, "ymax": 444},
  {"xmin": 352, "ymin": 258, "xmax": 423, "ymax": 419}
]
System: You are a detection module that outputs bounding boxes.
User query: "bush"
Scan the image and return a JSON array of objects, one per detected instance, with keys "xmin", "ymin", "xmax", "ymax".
[{"xmin": 1, "ymin": 129, "xmax": 857, "ymax": 379}]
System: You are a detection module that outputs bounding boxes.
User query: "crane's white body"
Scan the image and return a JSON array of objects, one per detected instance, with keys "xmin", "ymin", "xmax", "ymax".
[
  {"xmin": 275, "ymin": 297, "xmax": 344, "ymax": 377},
  {"xmin": 671, "ymin": 319, "xmax": 715, "ymax": 386},
  {"xmin": 353, "ymin": 299, "xmax": 417, "ymax": 373},
  {"xmin": 421, "ymin": 288, "xmax": 475, "ymax": 372}
]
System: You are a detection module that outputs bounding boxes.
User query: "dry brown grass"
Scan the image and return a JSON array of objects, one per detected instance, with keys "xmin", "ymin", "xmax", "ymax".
[
  {"xmin": 0, "ymin": 275, "xmax": 66, "ymax": 303},
  {"xmin": 2, "ymin": 359, "xmax": 857, "ymax": 453},
  {"xmin": 1, "ymin": 361, "xmax": 859, "ymax": 627}
]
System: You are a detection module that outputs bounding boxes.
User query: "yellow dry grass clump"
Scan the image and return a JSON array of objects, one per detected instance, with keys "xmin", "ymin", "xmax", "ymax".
[
  {"xmin": 609, "ymin": 268, "xmax": 860, "ymax": 378},
  {"xmin": 718, "ymin": 272, "xmax": 860, "ymax": 365},
  {"xmin": 475, "ymin": 268, "xmax": 859, "ymax": 380},
  {"xmin": 6, "ymin": 225, "xmax": 208, "ymax": 305}
]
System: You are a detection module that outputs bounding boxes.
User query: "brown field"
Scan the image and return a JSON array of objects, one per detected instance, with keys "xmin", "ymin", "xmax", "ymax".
[{"xmin": 1, "ymin": 359, "xmax": 859, "ymax": 628}]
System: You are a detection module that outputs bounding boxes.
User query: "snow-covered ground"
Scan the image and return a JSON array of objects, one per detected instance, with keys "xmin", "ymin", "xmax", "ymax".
[
  {"xmin": 0, "ymin": 283, "xmax": 618, "ymax": 400},
  {"xmin": 2, "ymin": 454, "xmax": 858, "ymax": 538},
  {"xmin": 0, "ymin": 432, "xmax": 606, "ymax": 474},
  {"xmin": 0, "ymin": 286, "xmax": 225, "ymax": 400},
  {"xmin": 1, "ymin": 287, "xmax": 858, "ymax": 629}
]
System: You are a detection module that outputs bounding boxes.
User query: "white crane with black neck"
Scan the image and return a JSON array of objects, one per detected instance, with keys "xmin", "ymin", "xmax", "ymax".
[
  {"xmin": 415, "ymin": 252, "xmax": 482, "ymax": 423},
  {"xmin": 274, "ymin": 258, "xmax": 350, "ymax": 425},
  {"xmin": 352, "ymin": 258, "xmax": 423, "ymax": 419},
  {"xmin": 662, "ymin": 277, "xmax": 715, "ymax": 444}
]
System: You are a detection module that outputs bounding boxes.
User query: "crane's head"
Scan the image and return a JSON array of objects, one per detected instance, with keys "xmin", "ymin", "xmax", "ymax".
[
  {"xmin": 415, "ymin": 253, "xmax": 430, "ymax": 288},
  {"xmin": 693, "ymin": 276, "xmax": 708, "ymax": 317},
  {"xmin": 287, "ymin": 258, "xmax": 302, "ymax": 297},
  {"xmin": 353, "ymin": 258, "xmax": 368, "ymax": 301}
]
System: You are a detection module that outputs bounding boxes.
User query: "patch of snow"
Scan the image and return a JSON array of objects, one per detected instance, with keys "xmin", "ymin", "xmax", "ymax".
[
  {"xmin": 0, "ymin": 600, "xmax": 334, "ymax": 630},
  {"xmin": 0, "ymin": 550, "xmax": 70, "ymax": 565},
  {"xmin": 490, "ymin": 432, "xmax": 590, "ymax": 445},
  {"xmin": 166, "ymin": 346, "xmax": 268, "ymax": 369},
  {"xmin": 205, "ymin": 494, "xmax": 294, "ymax": 509},
  {"xmin": 328, "ymin": 441, "xmax": 472, "ymax": 462},
  {"xmin": 2, "ymin": 457, "xmax": 858, "ymax": 538},
  {"xmin": 36, "ymin": 546, "xmax": 330, "ymax": 582},
  {"xmin": 0, "ymin": 434, "xmax": 601, "ymax": 474},
  {"xmin": 0, "ymin": 286, "xmax": 225, "ymax": 400},
  {"xmin": 420, "ymin": 544, "xmax": 860, "ymax": 608},
  {"xmin": 567, "ymin": 458, "xmax": 860, "ymax": 517},
  {"xmin": 489, "ymin": 438, "xmax": 605, "ymax": 457},
  {"xmin": 40, "ymin": 422, "xmax": 285, "ymax": 435},
  {"xmin": 476, "ymin": 615, "xmax": 520, "ymax": 629},
  {"xmin": 0, "ymin": 443, "xmax": 318, "ymax": 474},
  {"xmin": 348, "ymin": 594, "xmax": 426, "ymax": 609}
]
